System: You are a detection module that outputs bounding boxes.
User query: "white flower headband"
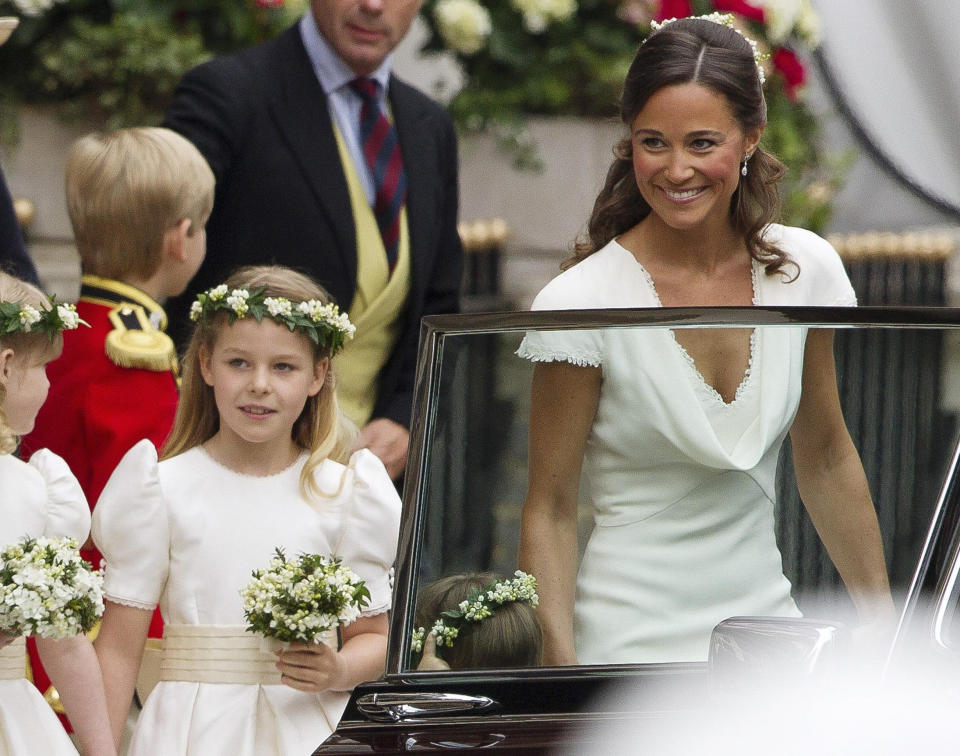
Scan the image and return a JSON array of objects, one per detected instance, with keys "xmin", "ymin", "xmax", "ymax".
[
  {"xmin": 189, "ymin": 284, "xmax": 356, "ymax": 356},
  {"xmin": 411, "ymin": 571, "xmax": 539, "ymax": 654},
  {"xmin": 650, "ymin": 12, "xmax": 768, "ymax": 85},
  {"xmin": 0, "ymin": 298, "xmax": 84, "ymax": 338}
]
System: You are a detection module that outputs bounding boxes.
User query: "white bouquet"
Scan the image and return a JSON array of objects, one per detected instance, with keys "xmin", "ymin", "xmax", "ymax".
[
  {"xmin": 240, "ymin": 548, "xmax": 370, "ymax": 649},
  {"xmin": 0, "ymin": 536, "xmax": 104, "ymax": 639}
]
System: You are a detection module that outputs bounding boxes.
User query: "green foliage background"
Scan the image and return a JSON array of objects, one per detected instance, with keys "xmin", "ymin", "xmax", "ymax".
[
  {"xmin": 420, "ymin": 0, "xmax": 845, "ymax": 231},
  {"xmin": 1, "ymin": 0, "xmax": 844, "ymax": 231}
]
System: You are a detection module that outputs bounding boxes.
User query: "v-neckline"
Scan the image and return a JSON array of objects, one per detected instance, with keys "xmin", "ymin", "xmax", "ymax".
[{"xmin": 616, "ymin": 242, "xmax": 760, "ymax": 407}]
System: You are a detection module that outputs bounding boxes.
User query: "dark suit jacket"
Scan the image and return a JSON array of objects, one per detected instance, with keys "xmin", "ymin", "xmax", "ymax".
[
  {"xmin": 0, "ymin": 165, "xmax": 39, "ymax": 285},
  {"xmin": 163, "ymin": 24, "xmax": 463, "ymax": 428}
]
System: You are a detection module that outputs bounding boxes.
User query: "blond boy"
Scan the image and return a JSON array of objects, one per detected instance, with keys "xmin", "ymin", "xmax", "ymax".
[{"xmin": 22, "ymin": 127, "xmax": 214, "ymax": 711}]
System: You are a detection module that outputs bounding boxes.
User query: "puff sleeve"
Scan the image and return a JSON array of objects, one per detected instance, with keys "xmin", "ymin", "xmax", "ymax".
[
  {"xmin": 91, "ymin": 439, "xmax": 170, "ymax": 610},
  {"xmin": 332, "ymin": 449, "xmax": 402, "ymax": 616},
  {"xmin": 26, "ymin": 449, "xmax": 91, "ymax": 544}
]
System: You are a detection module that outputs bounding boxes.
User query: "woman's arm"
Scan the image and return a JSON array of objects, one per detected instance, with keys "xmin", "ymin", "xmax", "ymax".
[
  {"xmin": 93, "ymin": 601, "xmax": 154, "ymax": 749},
  {"xmin": 790, "ymin": 329, "xmax": 895, "ymax": 624},
  {"xmin": 36, "ymin": 634, "xmax": 116, "ymax": 756},
  {"xmin": 519, "ymin": 361, "xmax": 601, "ymax": 666},
  {"xmin": 277, "ymin": 612, "xmax": 388, "ymax": 692}
]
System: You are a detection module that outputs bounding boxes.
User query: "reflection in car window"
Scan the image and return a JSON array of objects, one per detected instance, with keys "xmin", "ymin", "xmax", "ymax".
[{"xmin": 407, "ymin": 325, "xmax": 959, "ymax": 671}]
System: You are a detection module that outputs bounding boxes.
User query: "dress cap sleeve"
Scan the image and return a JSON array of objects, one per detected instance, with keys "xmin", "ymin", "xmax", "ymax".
[
  {"xmin": 333, "ymin": 449, "xmax": 402, "ymax": 616},
  {"xmin": 516, "ymin": 276, "xmax": 603, "ymax": 368},
  {"xmin": 91, "ymin": 439, "xmax": 170, "ymax": 610},
  {"xmin": 27, "ymin": 448, "xmax": 90, "ymax": 544}
]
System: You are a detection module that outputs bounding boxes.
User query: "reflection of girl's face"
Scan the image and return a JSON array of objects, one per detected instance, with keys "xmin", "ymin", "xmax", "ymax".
[{"xmin": 630, "ymin": 82, "xmax": 760, "ymax": 233}]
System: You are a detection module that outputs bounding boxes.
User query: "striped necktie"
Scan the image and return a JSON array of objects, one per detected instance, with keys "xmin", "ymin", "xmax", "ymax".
[{"xmin": 350, "ymin": 77, "xmax": 407, "ymax": 272}]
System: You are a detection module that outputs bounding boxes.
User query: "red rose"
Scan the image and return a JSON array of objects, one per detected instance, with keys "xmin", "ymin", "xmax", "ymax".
[
  {"xmin": 655, "ymin": 0, "xmax": 693, "ymax": 21},
  {"xmin": 711, "ymin": 0, "xmax": 766, "ymax": 23},
  {"xmin": 772, "ymin": 47, "xmax": 806, "ymax": 100}
]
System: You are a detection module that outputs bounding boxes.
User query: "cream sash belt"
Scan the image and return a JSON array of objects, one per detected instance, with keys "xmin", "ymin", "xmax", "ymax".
[
  {"xmin": 0, "ymin": 636, "xmax": 26, "ymax": 680},
  {"xmin": 160, "ymin": 625, "xmax": 282, "ymax": 685}
]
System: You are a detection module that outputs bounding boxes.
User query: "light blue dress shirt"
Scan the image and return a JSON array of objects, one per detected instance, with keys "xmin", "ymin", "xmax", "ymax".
[{"xmin": 299, "ymin": 12, "xmax": 394, "ymax": 205}]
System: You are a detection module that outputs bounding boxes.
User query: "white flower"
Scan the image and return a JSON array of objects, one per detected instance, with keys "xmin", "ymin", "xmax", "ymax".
[
  {"xmin": 754, "ymin": 0, "xmax": 803, "ymax": 45},
  {"xmin": 18, "ymin": 305, "xmax": 41, "ymax": 331},
  {"xmin": 240, "ymin": 550, "xmax": 369, "ymax": 645},
  {"xmin": 207, "ymin": 284, "xmax": 229, "ymax": 301},
  {"xmin": 56, "ymin": 304, "xmax": 80, "ymax": 329},
  {"xmin": 794, "ymin": 0, "xmax": 821, "ymax": 47},
  {"xmin": 264, "ymin": 297, "xmax": 293, "ymax": 318},
  {"xmin": 511, "ymin": 0, "xmax": 577, "ymax": 34},
  {"xmin": 226, "ymin": 289, "xmax": 250, "ymax": 317},
  {"xmin": 189, "ymin": 301, "xmax": 203, "ymax": 322},
  {"xmin": 297, "ymin": 300, "xmax": 356, "ymax": 339},
  {"xmin": 434, "ymin": 0, "xmax": 492, "ymax": 55},
  {"xmin": 0, "ymin": 536, "xmax": 103, "ymax": 640},
  {"xmin": 10, "ymin": 0, "xmax": 64, "ymax": 17}
]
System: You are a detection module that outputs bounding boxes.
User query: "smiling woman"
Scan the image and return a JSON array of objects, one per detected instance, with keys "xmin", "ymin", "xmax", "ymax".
[{"xmin": 515, "ymin": 14, "xmax": 894, "ymax": 667}]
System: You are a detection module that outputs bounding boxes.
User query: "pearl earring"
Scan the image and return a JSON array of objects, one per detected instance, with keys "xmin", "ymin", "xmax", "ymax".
[{"xmin": 741, "ymin": 153, "xmax": 751, "ymax": 177}]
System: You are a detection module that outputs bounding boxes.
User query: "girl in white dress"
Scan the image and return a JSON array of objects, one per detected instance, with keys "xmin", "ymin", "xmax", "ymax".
[
  {"xmin": 518, "ymin": 15, "xmax": 895, "ymax": 666},
  {"xmin": 92, "ymin": 266, "xmax": 401, "ymax": 755},
  {"xmin": 0, "ymin": 271, "xmax": 115, "ymax": 756}
]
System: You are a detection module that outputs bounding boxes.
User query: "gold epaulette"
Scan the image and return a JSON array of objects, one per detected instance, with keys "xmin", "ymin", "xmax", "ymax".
[{"xmin": 105, "ymin": 304, "xmax": 177, "ymax": 373}]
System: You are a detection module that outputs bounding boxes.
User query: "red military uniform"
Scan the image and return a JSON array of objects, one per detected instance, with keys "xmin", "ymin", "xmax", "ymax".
[{"xmin": 22, "ymin": 274, "xmax": 178, "ymax": 719}]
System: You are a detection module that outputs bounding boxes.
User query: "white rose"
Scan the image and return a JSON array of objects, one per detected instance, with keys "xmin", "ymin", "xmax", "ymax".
[
  {"xmin": 795, "ymin": 0, "xmax": 821, "ymax": 47},
  {"xmin": 755, "ymin": 0, "xmax": 802, "ymax": 44},
  {"xmin": 512, "ymin": 0, "xmax": 577, "ymax": 33},
  {"xmin": 434, "ymin": 0, "xmax": 492, "ymax": 55}
]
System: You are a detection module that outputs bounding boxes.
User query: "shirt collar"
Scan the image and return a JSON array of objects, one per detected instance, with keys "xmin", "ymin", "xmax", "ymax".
[{"xmin": 299, "ymin": 12, "xmax": 393, "ymax": 98}]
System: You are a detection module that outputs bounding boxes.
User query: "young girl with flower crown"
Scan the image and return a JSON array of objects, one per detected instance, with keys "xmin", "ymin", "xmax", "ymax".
[
  {"xmin": 92, "ymin": 265, "xmax": 402, "ymax": 754},
  {"xmin": 0, "ymin": 271, "xmax": 115, "ymax": 756}
]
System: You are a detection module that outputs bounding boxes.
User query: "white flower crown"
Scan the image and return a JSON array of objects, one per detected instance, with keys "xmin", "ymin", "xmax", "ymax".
[
  {"xmin": 0, "ymin": 298, "xmax": 84, "ymax": 338},
  {"xmin": 189, "ymin": 284, "xmax": 356, "ymax": 356},
  {"xmin": 411, "ymin": 570, "xmax": 539, "ymax": 654},
  {"xmin": 650, "ymin": 12, "xmax": 768, "ymax": 85}
]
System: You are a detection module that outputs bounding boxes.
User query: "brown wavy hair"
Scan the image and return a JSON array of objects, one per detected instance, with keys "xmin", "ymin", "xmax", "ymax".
[
  {"xmin": 0, "ymin": 272, "xmax": 63, "ymax": 455},
  {"xmin": 162, "ymin": 265, "xmax": 356, "ymax": 499},
  {"xmin": 413, "ymin": 573, "xmax": 543, "ymax": 670},
  {"xmin": 568, "ymin": 17, "xmax": 795, "ymax": 279}
]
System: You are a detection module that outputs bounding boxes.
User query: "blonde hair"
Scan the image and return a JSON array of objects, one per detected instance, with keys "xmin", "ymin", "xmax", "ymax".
[
  {"xmin": 65, "ymin": 127, "xmax": 215, "ymax": 280},
  {"xmin": 0, "ymin": 272, "xmax": 62, "ymax": 455},
  {"xmin": 163, "ymin": 266, "xmax": 356, "ymax": 499}
]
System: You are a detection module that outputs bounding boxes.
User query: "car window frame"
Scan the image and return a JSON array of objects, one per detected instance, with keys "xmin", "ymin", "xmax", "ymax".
[{"xmin": 389, "ymin": 304, "xmax": 960, "ymax": 677}]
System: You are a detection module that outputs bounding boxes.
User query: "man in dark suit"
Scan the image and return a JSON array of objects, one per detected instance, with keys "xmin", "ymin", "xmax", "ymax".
[
  {"xmin": 164, "ymin": 0, "xmax": 462, "ymax": 479},
  {"xmin": 0, "ymin": 165, "xmax": 39, "ymax": 285}
]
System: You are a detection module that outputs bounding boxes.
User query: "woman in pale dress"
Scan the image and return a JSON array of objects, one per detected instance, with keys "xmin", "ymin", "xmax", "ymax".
[
  {"xmin": 518, "ymin": 15, "xmax": 894, "ymax": 666},
  {"xmin": 92, "ymin": 266, "xmax": 401, "ymax": 754}
]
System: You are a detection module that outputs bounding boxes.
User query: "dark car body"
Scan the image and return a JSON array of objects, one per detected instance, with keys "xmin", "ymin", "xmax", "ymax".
[{"xmin": 316, "ymin": 306, "xmax": 960, "ymax": 754}]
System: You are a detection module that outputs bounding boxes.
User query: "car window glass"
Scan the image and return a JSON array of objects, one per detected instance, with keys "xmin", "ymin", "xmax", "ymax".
[{"xmin": 404, "ymin": 323, "xmax": 960, "ymax": 672}]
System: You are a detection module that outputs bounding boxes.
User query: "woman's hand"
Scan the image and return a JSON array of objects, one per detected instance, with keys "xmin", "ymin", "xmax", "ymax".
[
  {"xmin": 416, "ymin": 632, "xmax": 451, "ymax": 671},
  {"xmin": 276, "ymin": 641, "xmax": 347, "ymax": 693}
]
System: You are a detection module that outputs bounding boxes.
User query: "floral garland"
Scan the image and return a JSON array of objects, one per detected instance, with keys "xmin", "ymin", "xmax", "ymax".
[
  {"xmin": 650, "ymin": 12, "xmax": 768, "ymax": 84},
  {"xmin": 411, "ymin": 570, "xmax": 539, "ymax": 653},
  {"xmin": 0, "ymin": 298, "xmax": 84, "ymax": 339},
  {"xmin": 189, "ymin": 285, "xmax": 356, "ymax": 356}
]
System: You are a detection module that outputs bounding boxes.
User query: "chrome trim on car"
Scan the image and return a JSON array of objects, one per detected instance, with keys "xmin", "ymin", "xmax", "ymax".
[{"xmin": 356, "ymin": 692, "xmax": 498, "ymax": 722}]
